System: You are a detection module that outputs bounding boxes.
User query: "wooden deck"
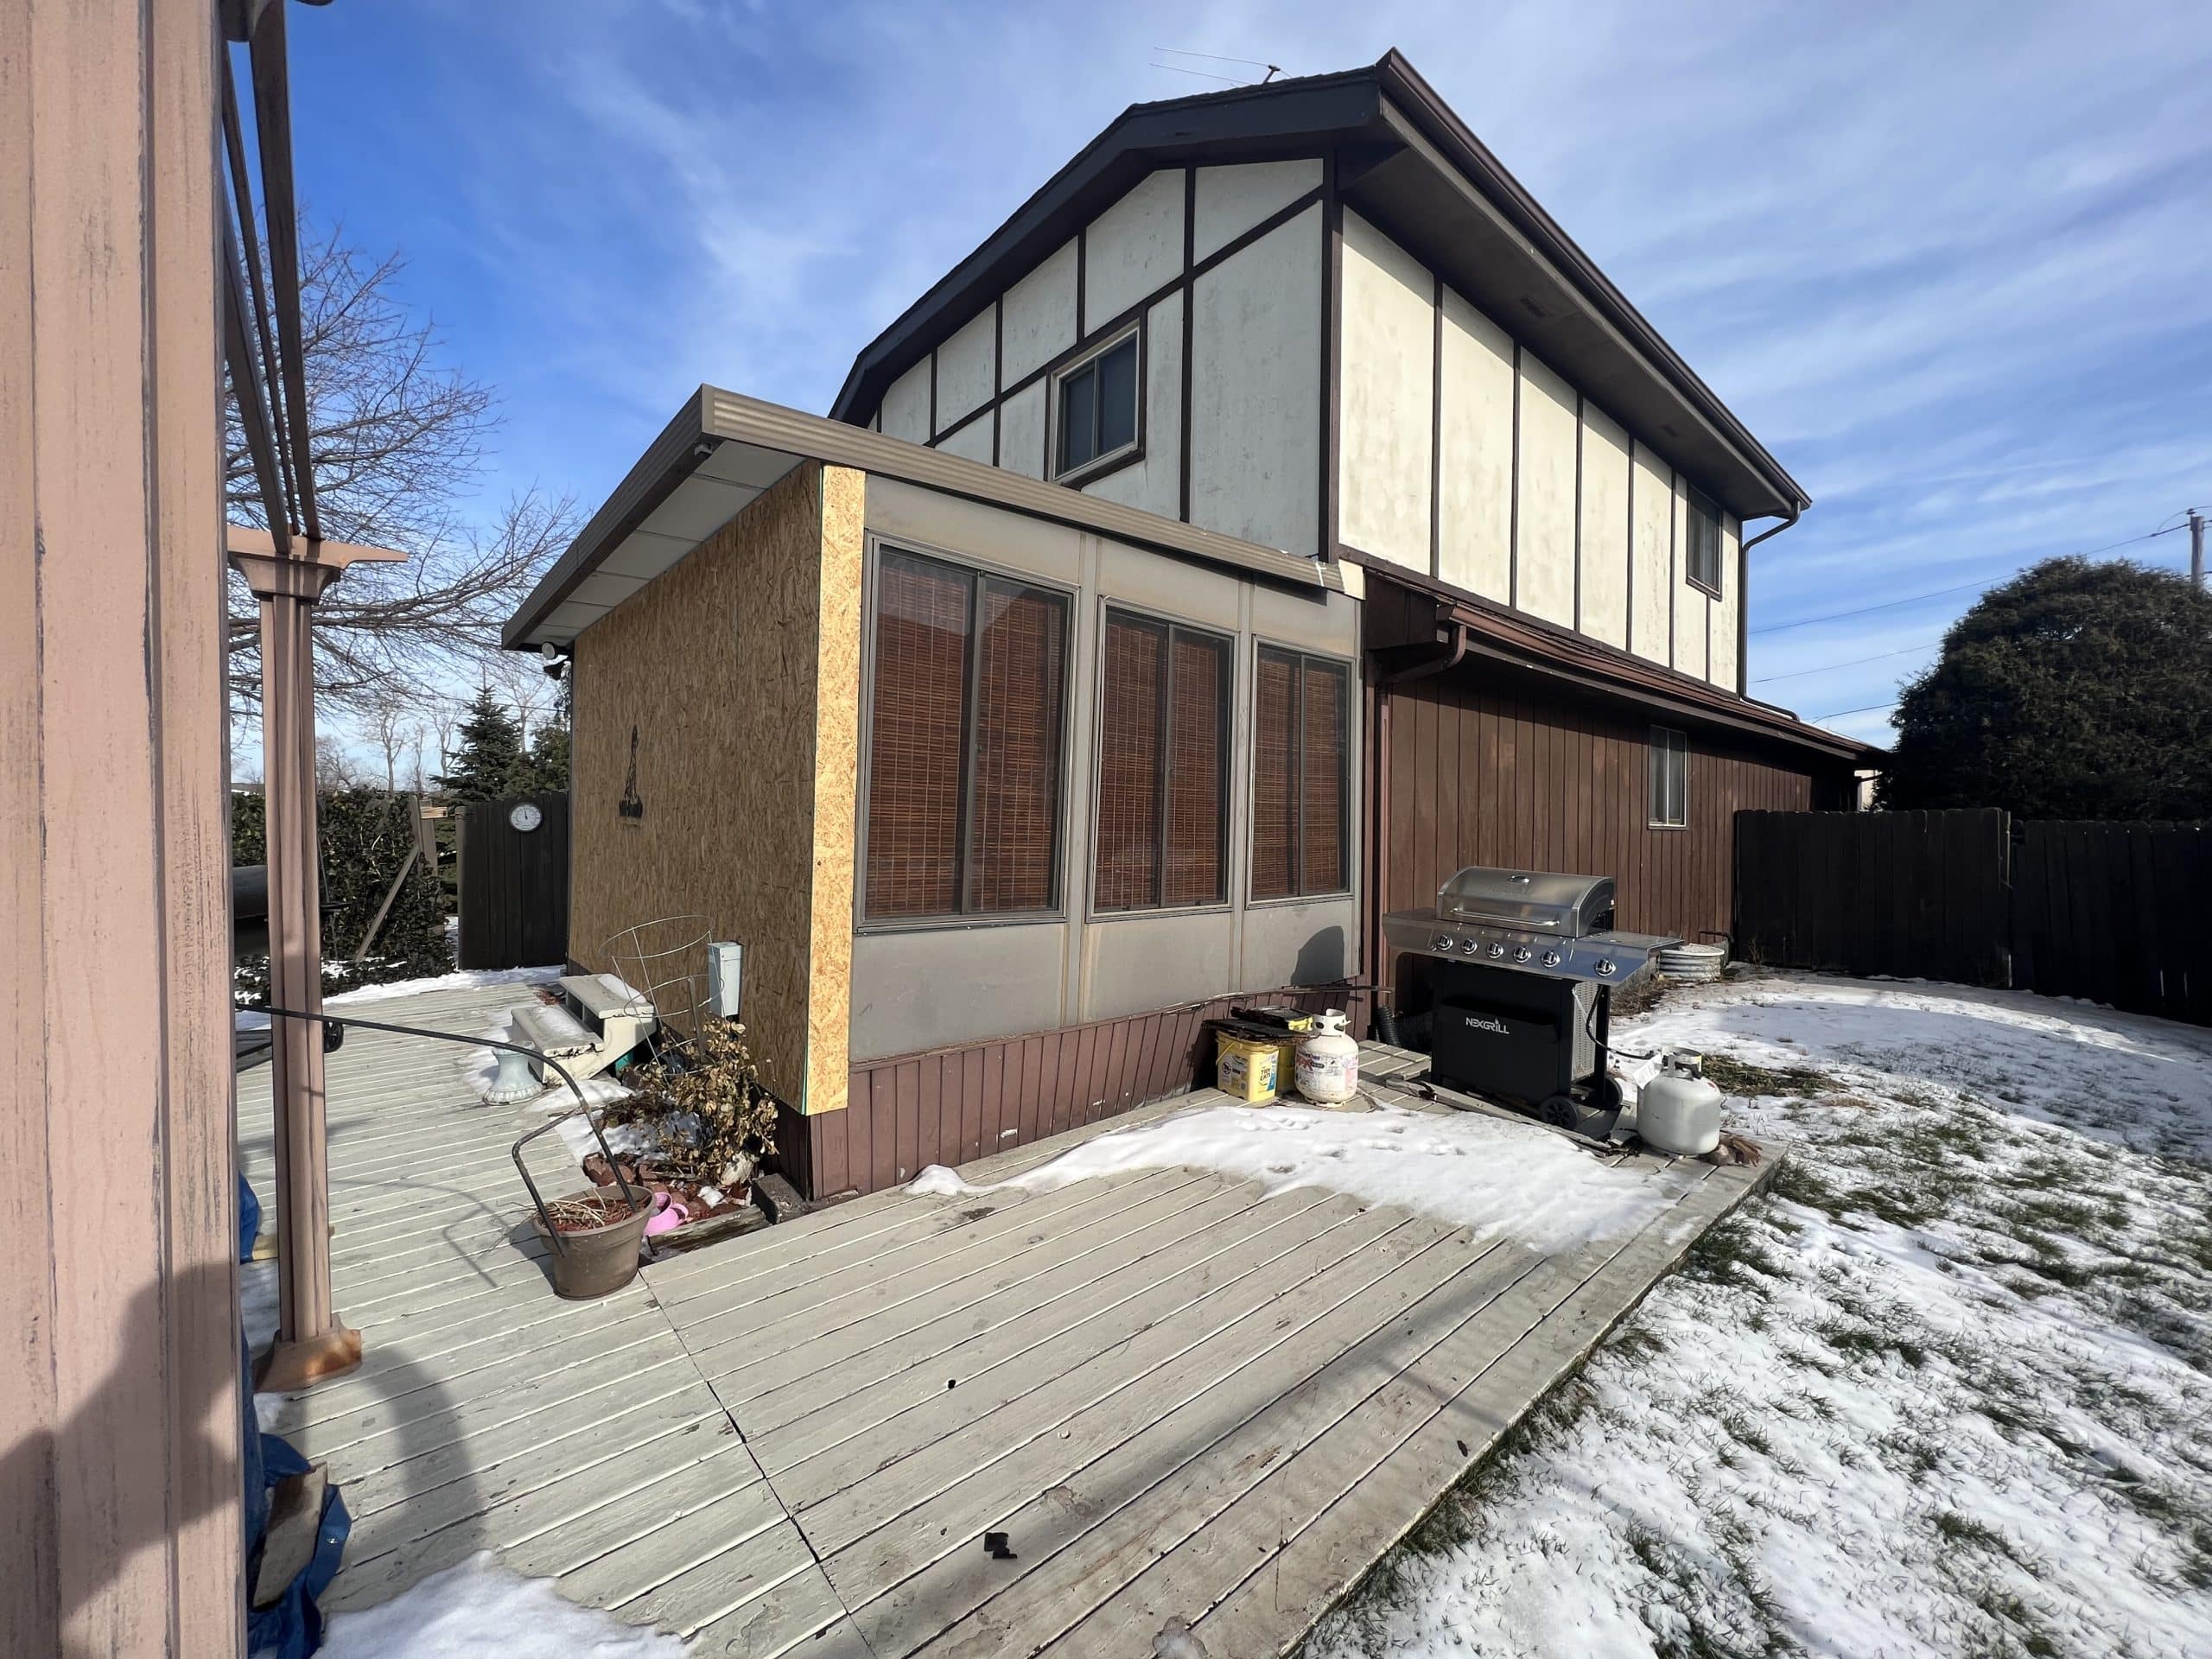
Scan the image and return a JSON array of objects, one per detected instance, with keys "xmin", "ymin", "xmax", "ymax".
[{"xmin": 240, "ymin": 982, "xmax": 1770, "ymax": 1657}]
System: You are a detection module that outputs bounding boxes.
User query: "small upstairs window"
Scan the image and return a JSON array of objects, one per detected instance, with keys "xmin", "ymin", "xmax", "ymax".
[
  {"xmin": 1685, "ymin": 488, "xmax": 1723, "ymax": 596},
  {"xmin": 1649, "ymin": 726, "xmax": 1689, "ymax": 829},
  {"xmin": 1053, "ymin": 331, "xmax": 1139, "ymax": 480}
]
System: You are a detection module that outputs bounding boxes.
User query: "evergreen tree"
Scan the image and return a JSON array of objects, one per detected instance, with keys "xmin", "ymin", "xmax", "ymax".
[
  {"xmin": 518, "ymin": 721, "xmax": 569, "ymax": 794},
  {"xmin": 1879, "ymin": 556, "xmax": 2212, "ymax": 820},
  {"xmin": 434, "ymin": 687, "xmax": 528, "ymax": 804}
]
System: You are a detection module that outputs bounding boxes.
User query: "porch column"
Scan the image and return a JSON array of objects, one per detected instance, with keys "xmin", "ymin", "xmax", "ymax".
[{"xmin": 232, "ymin": 550, "xmax": 357, "ymax": 1388}]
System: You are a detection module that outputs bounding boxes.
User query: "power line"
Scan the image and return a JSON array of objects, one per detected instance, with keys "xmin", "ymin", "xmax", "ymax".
[
  {"xmin": 1809, "ymin": 699, "xmax": 1898, "ymax": 722},
  {"xmin": 1751, "ymin": 639, "xmax": 1942, "ymax": 684},
  {"xmin": 1750, "ymin": 525, "xmax": 2183, "ymax": 637},
  {"xmin": 1149, "ymin": 60, "xmax": 1243, "ymax": 85}
]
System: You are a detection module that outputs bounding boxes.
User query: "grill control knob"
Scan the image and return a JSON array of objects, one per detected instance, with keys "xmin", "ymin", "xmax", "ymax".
[
  {"xmin": 1433, "ymin": 934, "xmax": 1455, "ymax": 953},
  {"xmin": 1595, "ymin": 958, "xmax": 1618, "ymax": 977},
  {"xmin": 1541, "ymin": 950, "xmax": 1562, "ymax": 969},
  {"xmin": 1513, "ymin": 946, "xmax": 1533, "ymax": 964},
  {"xmin": 1461, "ymin": 937, "xmax": 1483, "ymax": 955},
  {"xmin": 1488, "ymin": 942, "xmax": 1506, "ymax": 959}
]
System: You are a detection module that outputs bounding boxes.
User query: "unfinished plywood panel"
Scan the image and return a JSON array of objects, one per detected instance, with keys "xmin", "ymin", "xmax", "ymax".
[
  {"xmin": 806, "ymin": 466, "xmax": 865, "ymax": 1118},
  {"xmin": 1514, "ymin": 350, "xmax": 1578, "ymax": 627},
  {"xmin": 1084, "ymin": 168, "xmax": 1184, "ymax": 331},
  {"xmin": 1709, "ymin": 514, "xmax": 1742, "ymax": 691},
  {"xmin": 1338, "ymin": 211, "xmax": 1434, "ymax": 575},
  {"xmin": 1188, "ymin": 205, "xmax": 1322, "ymax": 556},
  {"xmin": 569, "ymin": 463, "xmax": 842, "ymax": 1110},
  {"xmin": 1192, "ymin": 159, "xmax": 1322, "ymax": 263},
  {"xmin": 1436, "ymin": 289, "xmax": 1515, "ymax": 603},
  {"xmin": 1082, "ymin": 292, "xmax": 1181, "ymax": 521},
  {"xmin": 880, "ymin": 359, "xmax": 931, "ymax": 446},
  {"xmin": 1579, "ymin": 402, "xmax": 1630, "ymax": 649},
  {"xmin": 1629, "ymin": 441, "xmax": 1673, "ymax": 665},
  {"xmin": 1001, "ymin": 238, "xmax": 1079, "ymax": 385},
  {"xmin": 934, "ymin": 305, "xmax": 996, "ymax": 429}
]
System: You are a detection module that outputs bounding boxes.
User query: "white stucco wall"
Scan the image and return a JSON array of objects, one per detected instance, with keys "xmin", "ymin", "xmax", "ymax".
[
  {"xmin": 1629, "ymin": 441, "xmax": 1674, "ymax": 666},
  {"xmin": 1001, "ymin": 238, "xmax": 1079, "ymax": 385},
  {"xmin": 1084, "ymin": 168, "xmax": 1185, "ymax": 332},
  {"xmin": 1514, "ymin": 351, "xmax": 1578, "ymax": 626},
  {"xmin": 880, "ymin": 359, "xmax": 931, "ymax": 445},
  {"xmin": 1578, "ymin": 403, "xmax": 1630, "ymax": 648},
  {"xmin": 934, "ymin": 305, "xmax": 997, "ymax": 429},
  {"xmin": 1709, "ymin": 514, "xmax": 1742, "ymax": 690},
  {"xmin": 1188, "ymin": 205, "xmax": 1322, "ymax": 556},
  {"xmin": 998, "ymin": 380, "xmax": 1046, "ymax": 480},
  {"xmin": 1436, "ymin": 289, "xmax": 1514, "ymax": 602},
  {"xmin": 1338, "ymin": 209, "xmax": 1434, "ymax": 574},
  {"xmin": 933, "ymin": 413, "xmax": 994, "ymax": 464},
  {"xmin": 1673, "ymin": 479, "xmax": 1708, "ymax": 677},
  {"xmin": 1192, "ymin": 159, "xmax": 1322, "ymax": 264},
  {"xmin": 1082, "ymin": 292, "xmax": 1182, "ymax": 520}
]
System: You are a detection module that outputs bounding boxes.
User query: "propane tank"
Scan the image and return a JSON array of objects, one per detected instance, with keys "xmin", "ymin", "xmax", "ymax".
[
  {"xmin": 1637, "ymin": 1051, "xmax": 1723, "ymax": 1156},
  {"xmin": 1294, "ymin": 1009, "xmax": 1361, "ymax": 1105}
]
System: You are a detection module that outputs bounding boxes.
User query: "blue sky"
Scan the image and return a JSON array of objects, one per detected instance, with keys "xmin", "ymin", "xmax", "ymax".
[{"xmin": 288, "ymin": 0, "xmax": 2212, "ymax": 746}]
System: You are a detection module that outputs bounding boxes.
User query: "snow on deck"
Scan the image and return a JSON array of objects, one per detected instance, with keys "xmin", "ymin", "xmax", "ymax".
[{"xmin": 240, "ymin": 982, "xmax": 1764, "ymax": 1658}]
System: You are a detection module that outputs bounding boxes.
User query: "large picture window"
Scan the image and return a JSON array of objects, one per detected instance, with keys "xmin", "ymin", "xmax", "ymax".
[
  {"xmin": 1685, "ymin": 487, "xmax": 1723, "ymax": 596},
  {"xmin": 1052, "ymin": 330, "xmax": 1139, "ymax": 480},
  {"xmin": 1251, "ymin": 647, "xmax": 1350, "ymax": 900},
  {"xmin": 864, "ymin": 548, "xmax": 1069, "ymax": 920},
  {"xmin": 1649, "ymin": 726, "xmax": 1689, "ymax": 828},
  {"xmin": 1094, "ymin": 612, "xmax": 1231, "ymax": 912}
]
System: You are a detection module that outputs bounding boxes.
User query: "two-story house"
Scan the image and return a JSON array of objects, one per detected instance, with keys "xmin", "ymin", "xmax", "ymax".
[{"xmin": 505, "ymin": 52, "xmax": 1867, "ymax": 1199}]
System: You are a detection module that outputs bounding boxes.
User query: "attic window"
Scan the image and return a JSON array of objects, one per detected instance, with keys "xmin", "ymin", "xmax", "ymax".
[
  {"xmin": 1685, "ymin": 488, "xmax": 1723, "ymax": 596},
  {"xmin": 1052, "ymin": 329, "xmax": 1140, "ymax": 482}
]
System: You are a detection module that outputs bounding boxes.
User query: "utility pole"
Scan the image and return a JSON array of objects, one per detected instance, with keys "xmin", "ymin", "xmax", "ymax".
[{"xmin": 2192, "ymin": 509, "xmax": 2204, "ymax": 594}]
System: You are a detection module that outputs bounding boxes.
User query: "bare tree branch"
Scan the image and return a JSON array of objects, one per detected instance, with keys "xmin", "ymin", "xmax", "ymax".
[{"xmin": 225, "ymin": 225, "xmax": 577, "ymax": 715}]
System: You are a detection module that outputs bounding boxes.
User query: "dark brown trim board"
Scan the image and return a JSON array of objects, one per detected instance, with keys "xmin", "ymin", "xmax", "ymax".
[
  {"xmin": 1179, "ymin": 165, "xmax": 1197, "ymax": 521},
  {"xmin": 1321, "ymin": 147, "xmax": 1343, "ymax": 562},
  {"xmin": 783, "ymin": 984, "xmax": 1373, "ymax": 1200}
]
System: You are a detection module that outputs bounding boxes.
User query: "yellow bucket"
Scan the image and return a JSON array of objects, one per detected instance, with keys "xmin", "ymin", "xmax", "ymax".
[{"xmin": 1213, "ymin": 1029, "xmax": 1281, "ymax": 1103}]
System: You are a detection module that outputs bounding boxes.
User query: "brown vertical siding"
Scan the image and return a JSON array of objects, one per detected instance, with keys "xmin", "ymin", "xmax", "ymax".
[
  {"xmin": 787, "ymin": 985, "xmax": 1368, "ymax": 1200},
  {"xmin": 1380, "ymin": 661, "xmax": 1837, "ymax": 969}
]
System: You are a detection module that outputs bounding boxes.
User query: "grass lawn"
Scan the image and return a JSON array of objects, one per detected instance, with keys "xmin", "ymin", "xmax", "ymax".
[{"xmin": 1308, "ymin": 971, "xmax": 2212, "ymax": 1659}]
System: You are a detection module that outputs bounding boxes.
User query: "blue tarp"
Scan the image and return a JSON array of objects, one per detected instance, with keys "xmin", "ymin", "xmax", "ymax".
[{"xmin": 240, "ymin": 1174, "xmax": 351, "ymax": 1659}]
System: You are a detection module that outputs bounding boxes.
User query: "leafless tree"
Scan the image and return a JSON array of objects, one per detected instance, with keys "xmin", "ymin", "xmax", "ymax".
[
  {"xmin": 224, "ymin": 226, "xmax": 576, "ymax": 715},
  {"xmin": 314, "ymin": 732, "xmax": 371, "ymax": 791},
  {"xmin": 359, "ymin": 686, "xmax": 425, "ymax": 795}
]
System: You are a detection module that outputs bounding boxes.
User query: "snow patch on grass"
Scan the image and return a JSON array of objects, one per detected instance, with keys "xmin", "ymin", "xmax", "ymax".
[
  {"xmin": 1308, "ymin": 972, "xmax": 2212, "ymax": 1659},
  {"xmin": 317, "ymin": 1552, "xmax": 687, "ymax": 1656},
  {"xmin": 909, "ymin": 1100, "xmax": 1671, "ymax": 1255}
]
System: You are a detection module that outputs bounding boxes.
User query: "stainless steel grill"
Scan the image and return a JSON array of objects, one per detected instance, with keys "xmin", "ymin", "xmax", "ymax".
[
  {"xmin": 1383, "ymin": 867, "xmax": 1675, "ymax": 985},
  {"xmin": 1382, "ymin": 865, "xmax": 1681, "ymax": 1135}
]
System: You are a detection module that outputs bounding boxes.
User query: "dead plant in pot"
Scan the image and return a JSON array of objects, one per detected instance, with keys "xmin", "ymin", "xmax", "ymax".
[{"xmin": 607, "ymin": 1016, "xmax": 777, "ymax": 1197}]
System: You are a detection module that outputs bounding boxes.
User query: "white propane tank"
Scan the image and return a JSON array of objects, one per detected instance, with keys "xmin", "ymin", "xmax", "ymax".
[
  {"xmin": 1294, "ymin": 1010, "xmax": 1361, "ymax": 1105},
  {"xmin": 1637, "ymin": 1052, "xmax": 1723, "ymax": 1156}
]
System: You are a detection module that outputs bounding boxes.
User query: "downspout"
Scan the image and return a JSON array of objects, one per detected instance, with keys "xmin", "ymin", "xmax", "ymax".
[
  {"xmin": 1368, "ymin": 620, "xmax": 1470, "ymax": 1012},
  {"xmin": 1738, "ymin": 502, "xmax": 1802, "ymax": 697}
]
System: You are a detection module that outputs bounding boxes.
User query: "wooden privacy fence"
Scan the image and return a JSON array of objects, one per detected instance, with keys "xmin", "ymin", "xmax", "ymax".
[
  {"xmin": 1734, "ymin": 809, "xmax": 2012, "ymax": 988},
  {"xmin": 1734, "ymin": 810, "xmax": 2209, "ymax": 1025},
  {"xmin": 2012, "ymin": 821, "xmax": 2209, "ymax": 1024},
  {"xmin": 457, "ymin": 791, "xmax": 570, "ymax": 970}
]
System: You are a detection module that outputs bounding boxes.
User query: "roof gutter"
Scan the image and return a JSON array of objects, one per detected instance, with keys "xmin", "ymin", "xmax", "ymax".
[{"xmin": 1736, "ymin": 503, "xmax": 1801, "ymax": 697}]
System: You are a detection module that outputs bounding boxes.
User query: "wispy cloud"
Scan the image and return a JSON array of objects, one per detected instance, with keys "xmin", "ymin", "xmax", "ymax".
[{"xmin": 288, "ymin": 0, "xmax": 2212, "ymax": 746}]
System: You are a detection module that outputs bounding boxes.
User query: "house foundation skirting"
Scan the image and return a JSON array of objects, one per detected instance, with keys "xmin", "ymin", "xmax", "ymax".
[{"xmin": 774, "ymin": 985, "xmax": 1370, "ymax": 1202}]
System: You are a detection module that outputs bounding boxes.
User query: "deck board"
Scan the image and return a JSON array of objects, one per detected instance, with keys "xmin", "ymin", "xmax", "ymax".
[{"xmin": 243, "ymin": 981, "xmax": 1770, "ymax": 1656}]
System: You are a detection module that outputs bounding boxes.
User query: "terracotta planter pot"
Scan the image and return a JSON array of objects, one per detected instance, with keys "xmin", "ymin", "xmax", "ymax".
[{"xmin": 531, "ymin": 1191, "xmax": 652, "ymax": 1300}]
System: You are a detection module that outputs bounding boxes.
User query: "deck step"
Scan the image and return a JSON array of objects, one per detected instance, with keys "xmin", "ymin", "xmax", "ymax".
[{"xmin": 559, "ymin": 973, "xmax": 650, "ymax": 1024}]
